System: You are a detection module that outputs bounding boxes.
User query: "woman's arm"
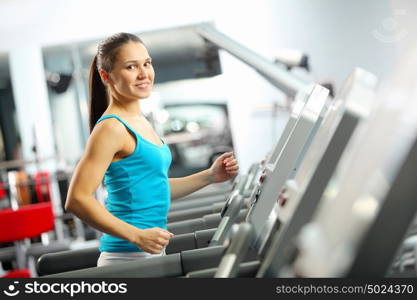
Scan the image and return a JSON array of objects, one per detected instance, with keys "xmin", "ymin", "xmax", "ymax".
[
  {"xmin": 168, "ymin": 169, "xmax": 212, "ymax": 200},
  {"xmin": 65, "ymin": 119, "xmax": 172, "ymax": 254},
  {"xmin": 169, "ymin": 152, "xmax": 239, "ymax": 200}
]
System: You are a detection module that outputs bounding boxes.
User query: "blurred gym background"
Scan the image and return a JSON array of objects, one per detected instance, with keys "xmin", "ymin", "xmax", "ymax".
[{"xmin": 0, "ymin": 0, "xmax": 416, "ymax": 277}]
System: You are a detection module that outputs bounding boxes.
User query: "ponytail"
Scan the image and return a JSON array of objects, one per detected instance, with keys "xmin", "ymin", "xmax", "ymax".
[{"xmin": 88, "ymin": 55, "xmax": 108, "ymax": 133}]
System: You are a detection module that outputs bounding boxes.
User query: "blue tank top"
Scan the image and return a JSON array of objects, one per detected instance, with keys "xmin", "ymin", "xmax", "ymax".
[{"xmin": 96, "ymin": 114, "xmax": 172, "ymax": 252}]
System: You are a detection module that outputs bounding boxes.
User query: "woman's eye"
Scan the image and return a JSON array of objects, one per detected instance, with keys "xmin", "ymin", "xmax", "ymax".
[
  {"xmin": 144, "ymin": 61, "xmax": 152, "ymax": 67},
  {"xmin": 127, "ymin": 65, "xmax": 137, "ymax": 70}
]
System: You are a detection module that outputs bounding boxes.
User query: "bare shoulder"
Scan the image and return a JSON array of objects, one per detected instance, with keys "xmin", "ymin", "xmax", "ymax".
[
  {"xmin": 85, "ymin": 118, "xmax": 126, "ymax": 158},
  {"xmin": 93, "ymin": 117, "xmax": 126, "ymax": 137}
]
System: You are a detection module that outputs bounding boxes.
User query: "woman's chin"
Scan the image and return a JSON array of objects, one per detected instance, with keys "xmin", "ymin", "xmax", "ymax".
[{"xmin": 133, "ymin": 90, "xmax": 151, "ymax": 99}]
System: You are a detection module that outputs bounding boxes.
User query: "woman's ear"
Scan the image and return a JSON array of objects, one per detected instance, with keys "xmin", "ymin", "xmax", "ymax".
[{"xmin": 99, "ymin": 69, "xmax": 110, "ymax": 84}]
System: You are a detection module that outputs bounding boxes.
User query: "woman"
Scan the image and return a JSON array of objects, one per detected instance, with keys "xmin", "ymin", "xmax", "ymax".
[{"xmin": 65, "ymin": 33, "xmax": 239, "ymax": 266}]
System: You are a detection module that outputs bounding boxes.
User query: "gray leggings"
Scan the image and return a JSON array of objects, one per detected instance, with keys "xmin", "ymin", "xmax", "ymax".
[{"xmin": 97, "ymin": 250, "xmax": 166, "ymax": 267}]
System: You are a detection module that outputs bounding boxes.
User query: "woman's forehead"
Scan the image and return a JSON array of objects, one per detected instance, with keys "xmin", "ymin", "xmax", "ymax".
[{"xmin": 116, "ymin": 42, "xmax": 150, "ymax": 62}]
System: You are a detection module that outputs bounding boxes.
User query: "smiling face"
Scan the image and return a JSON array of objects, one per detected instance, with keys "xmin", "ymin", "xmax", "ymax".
[{"xmin": 103, "ymin": 41, "xmax": 155, "ymax": 102}]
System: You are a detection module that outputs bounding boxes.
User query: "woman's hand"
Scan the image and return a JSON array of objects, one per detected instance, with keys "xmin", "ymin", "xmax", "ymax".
[
  {"xmin": 207, "ymin": 152, "xmax": 239, "ymax": 183},
  {"xmin": 132, "ymin": 228, "xmax": 174, "ymax": 254}
]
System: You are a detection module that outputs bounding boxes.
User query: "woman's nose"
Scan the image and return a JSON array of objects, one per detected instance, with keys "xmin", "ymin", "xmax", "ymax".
[{"xmin": 137, "ymin": 68, "xmax": 146, "ymax": 79}]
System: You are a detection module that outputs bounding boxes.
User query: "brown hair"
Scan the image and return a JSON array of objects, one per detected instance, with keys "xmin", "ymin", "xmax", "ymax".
[{"xmin": 88, "ymin": 33, "xmax": 143, "ymax": 132}]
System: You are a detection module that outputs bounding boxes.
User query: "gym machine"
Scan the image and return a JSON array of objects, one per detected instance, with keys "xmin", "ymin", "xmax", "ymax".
[
  {"xmin": 286, "ymin": 55, "xmax": 417, "ymax": 277},
  {"xmin": 190, "ymin": 68, "xmax": 377, "ymax": 277}
]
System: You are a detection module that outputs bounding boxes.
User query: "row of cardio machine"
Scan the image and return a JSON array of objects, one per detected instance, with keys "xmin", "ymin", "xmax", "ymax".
[{"xmin": 36, "ymin": 60, "xmax": 417, "ymax": 278}]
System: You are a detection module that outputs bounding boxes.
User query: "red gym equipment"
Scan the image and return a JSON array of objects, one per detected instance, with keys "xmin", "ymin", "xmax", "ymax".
[
  {"xmin": 34, "ymin": 171, "xmax": 52, "ymax": 203},
  {"xmin": 0, "ymin": 202, "xmax": 55, "ymax": 278}
]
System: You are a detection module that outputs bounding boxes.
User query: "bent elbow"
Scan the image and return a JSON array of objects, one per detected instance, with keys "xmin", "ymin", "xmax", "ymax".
[
  {"xmin": 64, "ymin": 198, "xmax": 74, "ymax": 212},
  {"xmin": 65, "ymin": 195, "xmax": 81, "ymax": 213}
]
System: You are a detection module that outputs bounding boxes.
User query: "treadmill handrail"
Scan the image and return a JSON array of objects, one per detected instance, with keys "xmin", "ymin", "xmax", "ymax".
[{"xmin": 214, "ymin": 222, "xmax": 254, "ymax": 278}]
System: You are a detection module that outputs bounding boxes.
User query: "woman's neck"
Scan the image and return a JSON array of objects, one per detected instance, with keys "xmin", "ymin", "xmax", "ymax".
[{"xmin": 107, "ymin": 98, "xmax": 143, "ymax": 118}]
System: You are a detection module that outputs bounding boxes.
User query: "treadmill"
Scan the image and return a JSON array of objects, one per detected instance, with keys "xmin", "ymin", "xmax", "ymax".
[
  {"xmin": 189, "ymin": 68, "xmax": 377, "ymax": 277},
  {"xmin": 285, "ymin": 52, "xmax": 417, "ymax": 278}
]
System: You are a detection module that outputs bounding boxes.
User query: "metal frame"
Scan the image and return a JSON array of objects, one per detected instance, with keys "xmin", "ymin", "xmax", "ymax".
[{"xmin": 196, "ymin": 23, "xmax": 306, "ymax": 97}]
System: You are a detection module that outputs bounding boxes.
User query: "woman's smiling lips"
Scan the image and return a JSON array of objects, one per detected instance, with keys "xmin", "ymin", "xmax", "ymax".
[{"xmin": 135, "ymin": 82, "xmax": 151, "ymax": 89}]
